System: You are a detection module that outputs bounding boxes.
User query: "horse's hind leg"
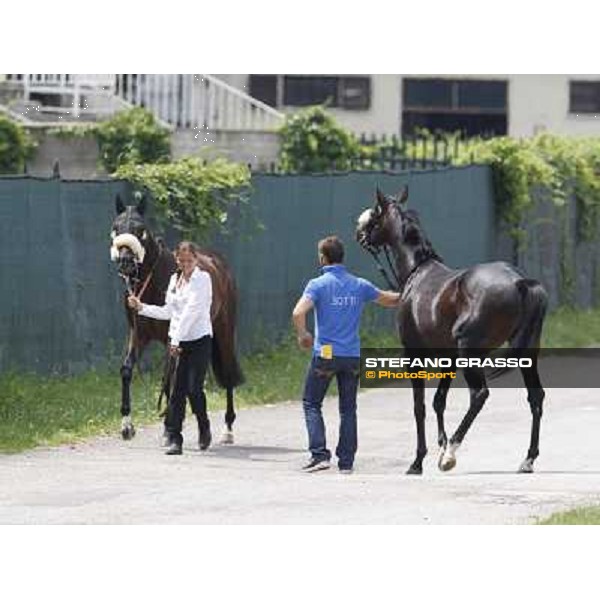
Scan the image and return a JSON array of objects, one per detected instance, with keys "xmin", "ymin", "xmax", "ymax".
[
  {"xmin": 406, "ymin": 378, "xmax": 427, "ymax": 475},
  {"xmin": 120, "ymin": 334, "xmax": 137, "ymax": 440},
  {"xmin": 440, "ymin": 361, "xmax": 489, "ymax": 472},
  {"xmin": 518, "ymin": 358, "xmax": 545, "ymax": 473},
  {"xmin": 221, "ymin": 387, "xmax": 236, "ymax": 444},
  {"xmin": 433, "ymin": 377, "xmax": 453, "ymax": 468}
]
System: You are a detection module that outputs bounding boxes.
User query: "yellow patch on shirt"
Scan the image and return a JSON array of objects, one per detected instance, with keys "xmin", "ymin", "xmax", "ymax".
[{"xmin": 320, "ymin": 344, "xmax": 333, "ymax": 360}]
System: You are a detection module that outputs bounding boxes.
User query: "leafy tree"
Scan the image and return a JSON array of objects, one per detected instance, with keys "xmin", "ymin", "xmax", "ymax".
[
  {"xmin": 95, "ymin": 107, "xmax": 171, "ymax": 173},
  {"xmin": 278, "ymin": 106, "xmax": 361, "ymax": 173}
]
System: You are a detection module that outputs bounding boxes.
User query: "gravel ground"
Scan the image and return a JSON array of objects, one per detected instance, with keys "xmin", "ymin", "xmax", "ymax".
[{"xmin": 1, "ymin": 385, "xmax": 599, "ymax": 524}]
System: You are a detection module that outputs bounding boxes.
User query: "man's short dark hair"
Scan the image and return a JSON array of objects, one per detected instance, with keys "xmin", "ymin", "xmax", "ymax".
[{"xmin": 318, "ymin": 236, "xmax": 344, "ymax": 264}]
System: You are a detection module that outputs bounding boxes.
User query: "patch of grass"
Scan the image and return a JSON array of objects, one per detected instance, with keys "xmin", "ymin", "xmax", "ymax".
[
  {"xmin": 0, "ymin": 331, "xmax": 394, "ymax": 454},
  {"xmin": 541, "ymin": 307, "xmax": 600, "ymax": 348},
  {"xmin": 539, "ymin": 505, "xmax": 600, "ymax": 525},
  {"xmin": 0, "ymin": 368, "xmax": 161, "ymax": 453},
  {"xmin": 205, "ymin": 335, "xmax": 310, "ymax": 408}
]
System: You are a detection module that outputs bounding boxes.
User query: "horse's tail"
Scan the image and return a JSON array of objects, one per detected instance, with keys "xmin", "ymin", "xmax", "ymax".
[
  {"xmin": 488, "ymin": 278, "xmax": 548, "ymax": 380},
  {"xmin": 211, "ymin": 323, "xmax": 245, "ymax": 389}
]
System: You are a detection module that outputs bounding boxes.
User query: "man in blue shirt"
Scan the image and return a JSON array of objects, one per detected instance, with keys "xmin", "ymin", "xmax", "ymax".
[{"xmin": 292, "ymin": 236, "xmax": 400, "ymax": 473}]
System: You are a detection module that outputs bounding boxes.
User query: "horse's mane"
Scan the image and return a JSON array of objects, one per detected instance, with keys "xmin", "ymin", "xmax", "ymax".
[{"xmin": 400, "ymin": 208, "xmax": 444, "ymax": 265}]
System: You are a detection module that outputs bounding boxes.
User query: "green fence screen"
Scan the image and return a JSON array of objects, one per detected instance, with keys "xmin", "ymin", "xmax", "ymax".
[{"xmin": 0, "ymin": 166, "xmax": 496, "ymax": 373}]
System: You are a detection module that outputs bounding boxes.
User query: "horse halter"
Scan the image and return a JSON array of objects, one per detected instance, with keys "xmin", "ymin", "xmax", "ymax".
[{"xmin": 358, "ymin": 203, "xmax": 403, "ymax": 291}]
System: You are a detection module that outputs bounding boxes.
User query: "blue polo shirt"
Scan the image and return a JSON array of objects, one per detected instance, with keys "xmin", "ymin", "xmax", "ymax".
[{"xmin": 302, "ymin": 264, "xmax": 380, "ymax": 358}]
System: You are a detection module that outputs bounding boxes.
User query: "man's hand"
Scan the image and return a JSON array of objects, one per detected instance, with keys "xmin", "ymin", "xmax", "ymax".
[
  {"xmin": 375, "ymin": 290, "xmax": 401, "ymax": 308},
  {"xmin": 169, "ymin": 344, "xmax": 181, "ymax": 357},
  {"xmin": 297, "ymin": 331, "xmax": 313, "ymax": 350}
]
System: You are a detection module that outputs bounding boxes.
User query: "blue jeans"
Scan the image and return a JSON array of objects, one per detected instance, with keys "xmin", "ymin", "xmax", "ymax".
[{"xmin": 302, "ymin": 356, "xmax": 361, "ymax": 470}]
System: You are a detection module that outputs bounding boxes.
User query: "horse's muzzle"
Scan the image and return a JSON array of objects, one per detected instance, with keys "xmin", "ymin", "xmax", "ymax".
[
  {"xmin": 356, "ymin": 230, "xmax": 371, "ymax": 250},
  {"xmin": 117, "ymin": 253, "xmax": 139, "ymax": 278}
]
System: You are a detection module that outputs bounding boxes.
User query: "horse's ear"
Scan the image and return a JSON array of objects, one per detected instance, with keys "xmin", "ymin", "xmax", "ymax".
[
  {"xmin": 375, "ymin": 187, "xmax": 388, "ymax": 209},
  {"xmin": 115, "ymin": 194, "xmax": 126, "ymax": 215},
  {"xmin": 396, "ymin": 186, "xmax": 409, "ymax": 205},
  {"xmin": 136, "ymin": 193, "xmax": 146, "ymax": 216}
]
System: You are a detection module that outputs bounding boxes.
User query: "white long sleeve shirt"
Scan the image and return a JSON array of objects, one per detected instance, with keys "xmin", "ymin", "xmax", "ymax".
[{"xmin": 139, "ymin": 267, "xmax": 213, "ymax": 346}]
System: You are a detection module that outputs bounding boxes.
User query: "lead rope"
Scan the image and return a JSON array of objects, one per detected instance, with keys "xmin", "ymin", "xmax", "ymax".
[
  {"xmin": 382, "ymin": 245, "xmax": 403, "ymax": 290},
  {"xmin": 366, "ymin": 245, "xmax": 401, "ymax": 291},
  {"xmin": 120, "ymin": 257, "xmax": 161, "ymax": 411}
]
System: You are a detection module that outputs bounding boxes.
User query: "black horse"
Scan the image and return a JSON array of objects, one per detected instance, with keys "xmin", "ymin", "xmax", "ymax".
[
  {"xmin": 356, "ymin": 187, "xmax": 547, "ymax": 475},
  {"xmin": 110, "ymin": 194, "xmax": 244, "ymax": 443}
]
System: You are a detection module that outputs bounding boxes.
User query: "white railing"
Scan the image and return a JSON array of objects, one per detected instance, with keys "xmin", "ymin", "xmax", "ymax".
[
  {"xmin": 114, "ymin": 74, "xmax": 284, "ymax": 131},
  {"xmin": 6, "ymin": 74, "xmax": 284, "ymax": 131},
  {"xmin": 13, "ymin": 74, "xmax": 117, "ymax": 118},
  {"xmin": 16, "ymin": 74, "xmax": 114, "ymax": 90}
]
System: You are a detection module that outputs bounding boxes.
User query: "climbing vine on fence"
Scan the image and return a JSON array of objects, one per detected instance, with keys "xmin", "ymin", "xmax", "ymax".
[
  {"xmin": 453, "ymin": 134, "xmax": 600, "ymax": 244},
  {"xmin": 115, "ymin": 157, "xmax": 251, "ymax": 241}
]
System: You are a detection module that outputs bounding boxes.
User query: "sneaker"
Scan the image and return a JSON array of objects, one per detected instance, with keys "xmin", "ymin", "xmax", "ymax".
[
  {"xmin": 301, "ymin": 458, "xmax": 331, "ymax": 473},
  {"xmin": 339, "ymin": 467, "xmax": 354, "ymax": 475},
  {"xmin": 165, "ymin": 442, "xmax": 183, "ymax": 455}
]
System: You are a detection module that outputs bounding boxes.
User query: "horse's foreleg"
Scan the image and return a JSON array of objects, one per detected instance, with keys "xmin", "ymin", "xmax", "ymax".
[
  {"xmin": 406, "ymin": 378, "xmax": 427, "ymax": 475},
  {"xmin": 518, "ymin": 360, "xmax": 545, "ymax": 473},
  {"xmin": 220, "ymin": 387, "xmax": 236, "ymax": 444},
  {"xmin": 120, "ymin": 334, "xmax": 137, "ymax": 440},
  {"xmin": 433, "ymin": 377, "xmax": 453, "ymax": 468},
  {"xmin": 440, "ymin": 366, "xmax": 489, "ymax": 472}
]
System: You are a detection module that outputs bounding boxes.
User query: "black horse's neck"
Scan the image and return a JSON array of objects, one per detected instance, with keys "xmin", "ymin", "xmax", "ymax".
[
  {"xmin": 139, "ymin": 235, "xmax": 161, "ymax": 279},
  {"xmin": 387, "ymin": 207, "xmax": 442, "ymax": 289}
]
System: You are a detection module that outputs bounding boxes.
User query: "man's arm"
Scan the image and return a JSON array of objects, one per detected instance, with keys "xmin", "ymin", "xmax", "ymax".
[
  {"xmin": 374, "ymin": 290, "xmax": 401, "ymax": 308},
  {"xmin": 292, "ymin": 296, "xmax": 314, "ymax": 349}
]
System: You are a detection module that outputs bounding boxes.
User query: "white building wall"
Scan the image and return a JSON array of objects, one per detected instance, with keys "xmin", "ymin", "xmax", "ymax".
[
  {"xmin": 328, "ymin": 75, "xmax": 400, "ymax": 136},
  {"xmin": 508, "ymin": 74, "xmax": 600, "ymax": 137},
  {"xmin": 220, "ymin": 74, "xmax": 600, "ymax": 138},
  {"xmin": 218, "ymin": 74, "xmax": 400, "ymax": 136}
]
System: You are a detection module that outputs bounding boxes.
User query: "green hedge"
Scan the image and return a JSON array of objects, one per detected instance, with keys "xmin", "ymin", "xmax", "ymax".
[{"xmin": 0, "ymin": 114, "xmax": 35, "ymax": 174}]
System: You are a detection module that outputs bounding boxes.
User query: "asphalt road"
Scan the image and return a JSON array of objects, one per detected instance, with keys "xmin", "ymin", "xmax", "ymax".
[{"xmin": 1, "ymin": 385, "xmax": 599, "ymax": 524}]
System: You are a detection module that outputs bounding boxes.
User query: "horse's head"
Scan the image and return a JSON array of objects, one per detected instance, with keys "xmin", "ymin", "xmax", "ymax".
[
  {"xmin": 110, "ymin": 193, "xmax": 152, "ymax": 279},
  {"xmin": 356, "ymin": 186, "xmax": 409, "ymax": 250}
]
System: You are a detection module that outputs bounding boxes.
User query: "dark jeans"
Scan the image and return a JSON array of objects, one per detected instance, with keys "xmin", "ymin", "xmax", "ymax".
[
  {"xmin": 302, "ymin": 356, "xmax": 361, "ymax": 470},
  {"xmin": 166, "ymin": 335, "xmax": 212, "ymax": 445}
]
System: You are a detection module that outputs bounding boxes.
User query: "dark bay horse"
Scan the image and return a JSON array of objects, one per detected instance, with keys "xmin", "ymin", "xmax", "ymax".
[
  {"xmin": 356, "ymin": 187, "xmax": 547, "ymax": 475},
  {"xmin": 110, "ymin": 194, "xmax": 244, "ymax": 442}
]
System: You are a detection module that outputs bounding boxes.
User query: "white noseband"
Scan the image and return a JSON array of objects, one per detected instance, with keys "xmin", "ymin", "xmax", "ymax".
[
  {"xmin": 357, "ymin": 209, "xmax": 373, "ymax": 228},
  {"xmin": 110, "ymin": 233, "xmax": 146, "ymax": 264}
]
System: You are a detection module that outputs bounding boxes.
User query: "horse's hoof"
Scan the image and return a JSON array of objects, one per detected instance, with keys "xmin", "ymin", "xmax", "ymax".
[
  {"xmin": 121, "ymin": 424, "xmax": 136, "ymax": 440},
  {"xmin": 439, "ymin": 454, "xmax": 456, "ymax": 472},
  {"xmin": 406, "ymin": 464, "xmax": 423, "ymax": 475},
  {"xmin": 518, "ymin": 458, "xmax": 534, "ymax": 474},
  {"xmin": 220, "ymin": 430, "xmax": 234, "ymax": 445}
]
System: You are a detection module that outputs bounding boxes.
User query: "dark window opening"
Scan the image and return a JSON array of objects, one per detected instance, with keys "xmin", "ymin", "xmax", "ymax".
[
  {"xmin": 249, "ymin": 75, "xmax": 277, "ymax": 107},
  {"xmin": 338, "ymin": 77, "xmax": 371, "ymax": 110},
  {"xmin": 248, "ymin": 76, "xmax": 371, "ymax": 109},
  {"xmin": 404, "ymin": 78, "xmax": 452, "ymax": 108},
  {"xmin": 283, "ymin": 76, "xmax": 339, "ymax": 106},
  {"xmin": 402, "ymin": 77, "xmax": 508, "ymax": 138},
  {"xmin": 457, "ymin": 80, "xmax": 507, "ymax": 110},
  {"xmin": 570, "ymin": 81, "xmax": 600, "ymax": 113},
  {"xmin": 402, "ymin": 112, "xmax": 507, "ymax": 139}
]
